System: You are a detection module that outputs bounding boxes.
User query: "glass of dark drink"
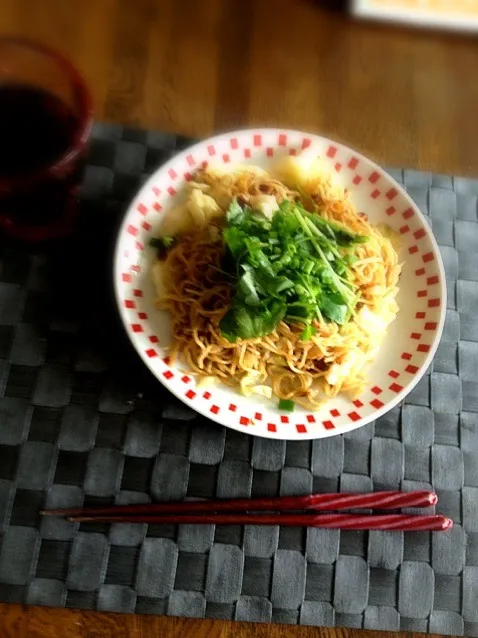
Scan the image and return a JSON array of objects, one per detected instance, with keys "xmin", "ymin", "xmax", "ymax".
[{"xmin": 0, "ymin": 36, "xmax": 93, "ymax": 241}]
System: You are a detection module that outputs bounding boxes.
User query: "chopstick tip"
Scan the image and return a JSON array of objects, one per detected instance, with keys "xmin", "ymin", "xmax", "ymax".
[{"xmin": 442, "ymin": 517, "xmax": 454, "ymax": 531}]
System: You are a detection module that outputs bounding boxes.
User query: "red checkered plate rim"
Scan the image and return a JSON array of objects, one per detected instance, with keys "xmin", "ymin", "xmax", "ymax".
[{"xmin": 114, "ymin": 129, "xmax": 446, "ymax": 440}]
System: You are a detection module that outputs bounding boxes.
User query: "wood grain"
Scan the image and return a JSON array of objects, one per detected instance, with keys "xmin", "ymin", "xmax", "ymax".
[
  {"xmin": 0, "ymin": 604, "xmax": 449, "ymax": 638},
  {"xmin": 3, "ymin": 0, "xmax": 478, "ymax": 174},
  {"xmin": 0, "ymin": 0, "xmax": 471, "ymax": 636}
]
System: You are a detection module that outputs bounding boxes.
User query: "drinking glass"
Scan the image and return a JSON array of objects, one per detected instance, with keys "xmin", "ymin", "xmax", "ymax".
[{"xmin": 0, "ymin": 36, "xmax": 93, "ymax": 241}]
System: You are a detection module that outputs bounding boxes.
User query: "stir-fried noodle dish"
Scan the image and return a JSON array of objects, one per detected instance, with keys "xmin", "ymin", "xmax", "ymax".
[{"xmin": 151, "ymin": 152, "xmax": 401, "ymax": 411}]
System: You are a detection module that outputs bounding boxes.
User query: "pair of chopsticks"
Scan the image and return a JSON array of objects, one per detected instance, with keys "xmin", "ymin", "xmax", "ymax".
[{"xmin": 41, "ymin": 490, "xmax": 452, "ymax": 531}]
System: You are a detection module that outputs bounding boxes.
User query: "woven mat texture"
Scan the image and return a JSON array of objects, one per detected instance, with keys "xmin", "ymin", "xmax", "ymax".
[{"xmin": 0, "ymin": 122, "xmax": 477, "ymax": 635}]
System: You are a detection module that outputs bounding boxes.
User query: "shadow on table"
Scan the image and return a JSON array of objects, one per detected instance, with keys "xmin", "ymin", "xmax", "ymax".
[{"xmin": 0, "ymin": 198, "xmax": 172, "ymax": 416}]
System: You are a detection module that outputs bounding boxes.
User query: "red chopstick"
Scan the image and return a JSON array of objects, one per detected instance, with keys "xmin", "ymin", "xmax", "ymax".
[
  {"xmin": 67, "ymin": 512, "xmax": 452, "ymax": 531},
  {"xmin": 40, "ymin": 490, "xmax": 437, "ymax": 518}
]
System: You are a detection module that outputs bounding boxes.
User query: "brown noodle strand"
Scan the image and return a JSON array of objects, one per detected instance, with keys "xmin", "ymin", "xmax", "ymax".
[{"xmin": 153, "ymin": 168, "xmax": 401, "ymax": 409}]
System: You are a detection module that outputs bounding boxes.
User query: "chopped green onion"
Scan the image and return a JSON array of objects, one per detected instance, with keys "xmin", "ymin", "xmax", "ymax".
[
  {"xmin": 300, "ymin": 324, "xmax": 317, "ymax": 341},
  {"xmin": 304, "ymin": 260, "xmax": 314, "ymax": 275},
  {"xmin": 278, "ymin": 399, "xmax": 295, "ymax": 411}
]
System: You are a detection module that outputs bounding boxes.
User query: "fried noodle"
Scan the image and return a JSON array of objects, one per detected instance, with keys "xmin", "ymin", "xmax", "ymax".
[{"xmin": 153, "ymin": 165, "xmax": 401, "ymax": 409}]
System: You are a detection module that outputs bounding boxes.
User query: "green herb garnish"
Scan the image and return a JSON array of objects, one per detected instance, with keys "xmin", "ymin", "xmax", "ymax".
[
  {"xmin": 150, "ymin": 236, "xmax": 176, "ymax": 258},
  {"xmin": 300, "ymin": 324, "xmax": 317, "ymax": 341},
  {"xmin": 278, "ymin": 399, "xmax": 295, "ymax": 411},
  {"xmin": 219, "ymin": 300, "xmax": 287, "ymax": 343},
  {"xmin": 218, "ymin": 198, "xmax": 368, "ymax": 342}
]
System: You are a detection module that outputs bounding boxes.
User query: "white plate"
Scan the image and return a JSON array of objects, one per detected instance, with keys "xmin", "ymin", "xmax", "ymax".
[{"xmin": 114, "ymin": 129, "xmax": 446, "ymax": 440}]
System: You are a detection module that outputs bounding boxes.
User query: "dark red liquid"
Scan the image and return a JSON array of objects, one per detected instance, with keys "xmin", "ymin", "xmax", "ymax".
[{"xmin": 0, "ymin": 85, "xmax": 85, "ymax": 240}]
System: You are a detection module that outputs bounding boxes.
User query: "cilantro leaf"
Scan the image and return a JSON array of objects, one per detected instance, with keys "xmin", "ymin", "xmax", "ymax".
[
  {"xmin": 320, "ymin": 294, "xmax": 349, "ymax": 324},
  {"xmin": 237, "ymin": 269, "xmax": 262, "ymax": 306},
  {"xmin": 219, "ymin": 300, "xmax": 287, "ymax": 342},
  {"xmin": 226, "ymin": 198, "xmax": 246, "ymax": 224},
  {"xmin": 218, "ymin": 198, "xmax": 367, "ymax": 341}
]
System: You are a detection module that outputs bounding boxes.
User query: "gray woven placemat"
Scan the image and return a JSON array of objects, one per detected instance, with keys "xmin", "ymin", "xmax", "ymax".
[{"xmin": 0, "ymin": 122, "xmax": 477, "ymax": 635}]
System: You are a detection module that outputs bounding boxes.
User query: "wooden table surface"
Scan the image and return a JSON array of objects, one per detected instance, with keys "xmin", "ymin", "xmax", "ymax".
[{"xmin": 0, "ymin": 0, "xmax": 474, "ymax": 636}]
